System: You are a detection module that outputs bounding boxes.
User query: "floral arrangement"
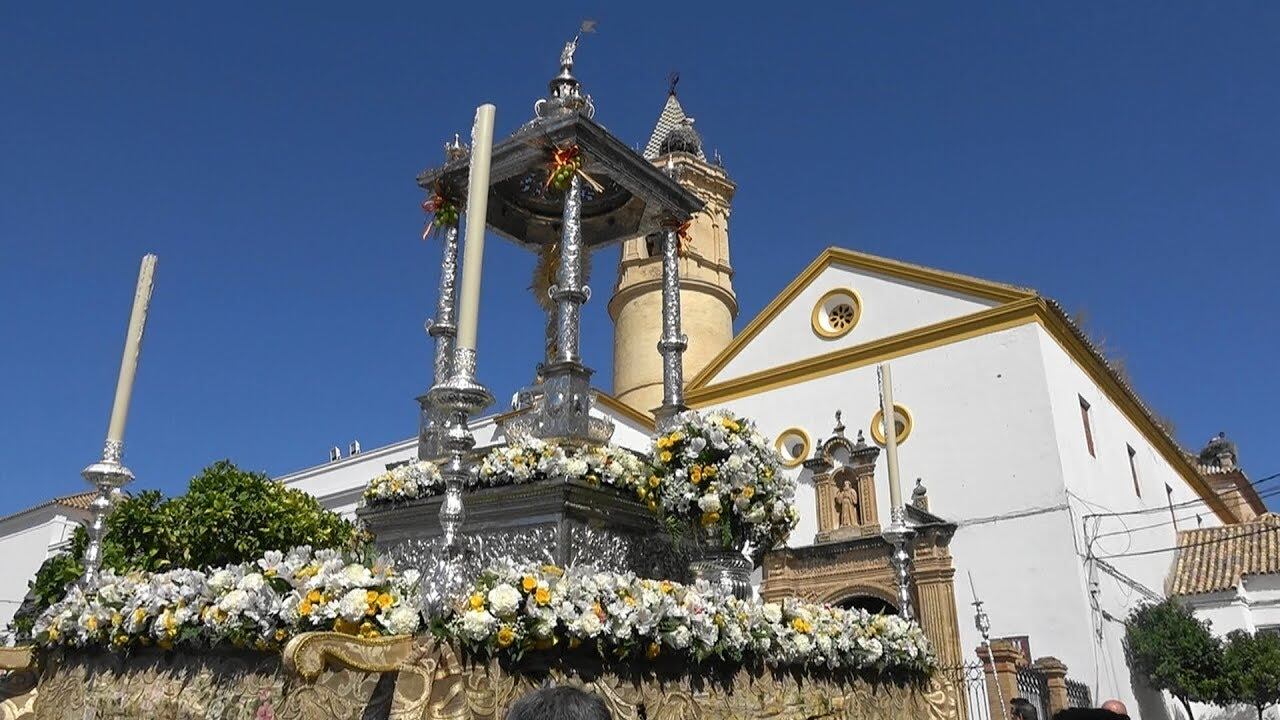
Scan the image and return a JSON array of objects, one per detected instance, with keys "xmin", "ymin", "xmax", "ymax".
[
  {"xmin": 649, "ymin": 410, "xmax": 799, "ymax": 555},
  {"xmin": 420, "ymin": 182, "xmax": 459, "ymax": 239},
  {"xmin": 364, "ymin": 460, "xmax": 443, "ymax": 505},
  {"xmin": 446, "ymin": 563, "xmax": 934, "ymax": 677},
  {"xmin": 32, "ymin": 546, "xmax": 421, "ymax": 652},
  {"xmin": 474, "ymin": 439, "xmax": 645, "ymax": 495}
]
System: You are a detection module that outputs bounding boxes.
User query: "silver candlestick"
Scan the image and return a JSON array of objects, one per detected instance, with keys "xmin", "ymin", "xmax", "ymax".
[
  {"xmin": 80, "ymin": 440, "xmax": 134, "ymax": 587},
  {"xmin": 883, "ymin": 522, "xmax": 916, "ymax": 620},
  {"xmin": 422, "ymin": 346, "xmax": 492, "ymax": 613}
]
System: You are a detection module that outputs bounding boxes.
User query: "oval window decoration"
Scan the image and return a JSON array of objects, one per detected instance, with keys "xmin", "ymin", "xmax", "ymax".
[
  {"xmin": 775, "ymin": 427, "xmax": 812, "ymax": 468},
  {"xmin": 870, "ymin": 404, "xmax": 914, "ymax": 446},
  {"xmin": 811, "ymin": 288, "xmax": 862, "ymax": 339}
]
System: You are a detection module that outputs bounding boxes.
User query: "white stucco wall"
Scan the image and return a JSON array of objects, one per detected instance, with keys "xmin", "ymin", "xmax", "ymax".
[
  {"xmin": 0, "ymin": 507, "xmax": 85, "ymax": 634},
  {"xmin": 710, "ymin": 263, "xmax": 1000, "ymax": 384},
  {"xmin": 703, "ymin": 322, "xmax": 1105, "ymax": 678}
]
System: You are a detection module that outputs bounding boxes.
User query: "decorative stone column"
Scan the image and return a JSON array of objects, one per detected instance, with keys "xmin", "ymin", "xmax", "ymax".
[
  {"xmin": 977, "ymin": 640, "xmax": 1025, "ymax": 720},
  {"xmin": 913, "ymin": 550, "xmax": 963, "ymax": 667},
  {"xmin": 1033, "ymin": 656, "xmax": 1070, "ymax": 716}
]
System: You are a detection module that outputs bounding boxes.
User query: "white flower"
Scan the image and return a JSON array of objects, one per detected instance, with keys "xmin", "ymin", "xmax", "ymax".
[
  {"xmin": 382, "ymin": 605, "xmax": 421, "ymax": 635},
  {"xmin": 487, "ymin": 585, "xmax": 521, "ymax": 617},
  {"xmin": 338, "ymin": 588, "xmax": 369, "ymax": 622}
]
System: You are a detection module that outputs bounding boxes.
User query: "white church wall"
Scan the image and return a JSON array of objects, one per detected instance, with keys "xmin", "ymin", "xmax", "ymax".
[
  {"xmin": 710, "ymin": 263, "xmax": 1001, "ymax": 384},
  {"xmin": 1032, "ymin": 325, "xmax": 1230, "ymax": 716},
  {"xmin": 0, "ymin": 507, "xmax": 84, "ymax": 634},
  {"xmin": 704, "ymin": 322, "xmax": 1101, "ymax": 673}
]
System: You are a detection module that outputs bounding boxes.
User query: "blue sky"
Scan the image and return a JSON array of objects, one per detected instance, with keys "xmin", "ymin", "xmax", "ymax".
[{"xmin": 2, "ymin": 3, "xmax": 1277, "ymax": 515}]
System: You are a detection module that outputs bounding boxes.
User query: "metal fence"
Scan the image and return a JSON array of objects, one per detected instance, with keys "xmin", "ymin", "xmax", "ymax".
[
  {"xmin": 1015, "ymin": 667, "xmax": 1051, "ymax": 720},
  {"xmin": 1065, "ymin": 678, "xmax": 1093, "ymax": 709},
  {"xmin": 940, "ymin": 663, "xmax": 991, "ymax": 720}
]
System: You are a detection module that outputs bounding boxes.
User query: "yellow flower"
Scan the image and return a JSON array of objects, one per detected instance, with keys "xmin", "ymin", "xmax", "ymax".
[
  {"xmin": 637, "ymin": 487, "xmax": 647, "ymax": 500},
  {"xmin": 522, "ymin": 575, "xmax": 538, "ymax": 592},
  {"xmin": 275, "ymin": 628, "xmax": 288, "ymax": 642},
  {"xmin": 112, "ymin": 634, "xmax": 128, "ymax": 648},
  {"xmin": 334, "ymin": 618, "xmax": 360, "ymax": 636},
  {"xmin": 703, "ymin": 465, "xmax": 717, "ymax": 477},
  {"xmin": 656, "ymin": 437, "xmax": 670, "ymax": 450},
  {"xmin": 660, "ymin": 451, "xmax": 672, "ymax": 463},
  {"xmin": 700, "ymin": 511, "xmax": 721, "ymax": 527},
  {"xmin": 497, "ymin": 626, "xmax": 516, "ymax": 648},
  {"xmin": 791, "ymin": 617, "xmax": 812, "ymax": 634},
  {"xmin": 647, "ymin": 499, "xmax": 658, "ymax": 511},
  {"xmin": 307, "ymin": 589, "xmax": 323, "ymax": 604},
  {"xmin": 648, "ymin": 475, "xmax": 660, "ymax": 488},
  {"xmin": 535, "ymin": 587, "xmax": 551, "ymax": 606},
  {"xmin": 299, "ymin": 599, "xmax": 314, "ymax": 616},
  {"xmin": 646, "ymin": 642, "xmax": 661, "ymax": 659},
  {"xmin": 742, "ymin": 485, "xmax": 755, "ymax": 499},
  {"xmin": 366, "ymin": 590, "xmax": 380, "ymax": 604},
  {"xmin": 469, "ymin": 593, "xmax": 486, "ymax": 610},
  {"xmin": 377, "ymin": 593, "xmax": 394, "ymax": 610},
  {"xmin": 690, "ymin": 467, "xmax": 702, "ymax": 484},
  {"xmin": 541, "ymin": 565, "xmax": 565, "ymax": 577},
  {"xmin": 359, "ymin": 621, "xmax": 379, "ymax": 639},
  {"xmin": 85, "ymin": 616, "xmax": 98, "ymax": 632},
  {"xmin": 660, "ymin": 581, "xmax": 674, "ymax": 595},
  {"xmin": 671, "ymin": 431, "xmax": 685, "ymax": 442}
]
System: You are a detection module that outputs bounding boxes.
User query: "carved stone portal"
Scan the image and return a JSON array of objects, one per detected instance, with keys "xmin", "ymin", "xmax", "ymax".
[{"xmin": 810, "ymin": 423, "xmax": 882, "ymax": 544}]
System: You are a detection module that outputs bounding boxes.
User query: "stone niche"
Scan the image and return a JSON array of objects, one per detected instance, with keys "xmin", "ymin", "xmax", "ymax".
[{"xmin": 23, "ymin": 634, "xmax": 958, "ymax": 720}]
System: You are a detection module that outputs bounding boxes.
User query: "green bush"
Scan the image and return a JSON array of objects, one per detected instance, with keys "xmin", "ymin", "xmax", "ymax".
[{"xmin": 9, "ymin": 460, "xmax": 365, "ymax": 640}]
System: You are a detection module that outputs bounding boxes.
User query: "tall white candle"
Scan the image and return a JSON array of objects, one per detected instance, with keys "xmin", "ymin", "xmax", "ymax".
[
  {"xmin": 878, "ymin": 362, "xmax": 904, "ymax": 520},
  {"xmin": 455, "ymin": 104, "xmax": 496, "ymax": 351},
  {"xmin": 106, "ymin": 254, "xmax": 158, "ymax": 444}
]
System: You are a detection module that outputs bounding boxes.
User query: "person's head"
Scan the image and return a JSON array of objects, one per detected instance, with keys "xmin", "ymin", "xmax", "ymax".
[
  {"xmin": 1011, "ymin": 697, "xmax": 1039, "ymax": 720},
  {"xmin": 1100, "ymin": 700, "xmax": 1127, "ymax": 716},
  {"xmin": 506, "ymin": 686, "xmax": 612, "ymax": 720},
  {"xmin": 843, "ymin": 480, "xmax": 852, "ymax": 490}
]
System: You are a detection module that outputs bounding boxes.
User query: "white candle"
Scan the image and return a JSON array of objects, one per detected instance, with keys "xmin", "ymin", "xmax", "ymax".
[
  {"xmin": 106, "ymin": 254, "xmax": 157, "ymax": 444},
  {"xmin": 455, "ymin": 104, "xmax": 496, "ymax": 351},
  {"xmin": 878, "ymin": 362, "xmax": 904, "ymax": 519}
]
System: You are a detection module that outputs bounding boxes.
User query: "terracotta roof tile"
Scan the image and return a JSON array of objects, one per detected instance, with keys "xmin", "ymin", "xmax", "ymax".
[{"xmin": 1169, "ymin": 514, "xmax": 1280, "ymax": 596}]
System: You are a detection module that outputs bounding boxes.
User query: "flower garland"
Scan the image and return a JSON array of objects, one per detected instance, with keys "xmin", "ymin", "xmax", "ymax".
[
  {"xmin": 475, "ymin": 439, "xmax": 644, "ymax": 495},
  {"xmin": 420, "ymin": 183, "xmax": 460, "ymax": 240},
  {"xmin": 32, "ymin": 547, "xmax": 421, "ymax": 652},
  {"xmin": 649, "ymin": 410, "xmax": 799, "ymax": 555},
  {"xmin": 446, "ymin": 563, "xmax": 934, "ymax": 677},
  {"xmin": 364, "ymin": 460, "xmax": 443, "ymax": 504}
]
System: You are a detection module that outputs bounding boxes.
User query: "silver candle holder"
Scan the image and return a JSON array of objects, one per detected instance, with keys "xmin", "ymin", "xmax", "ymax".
[
  {"xmin": 654, "ymin": 159, "xmax": 689, "ymax": 431},
  {"xmin": 80, "ymin": 441, "xmax": 133, "ymax": 588}
]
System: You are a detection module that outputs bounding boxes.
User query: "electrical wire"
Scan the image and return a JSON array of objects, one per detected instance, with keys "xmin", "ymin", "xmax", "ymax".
[
  {"xmin": 1080, "ymin": 471, "xmax": 1280, "ymax": 520},
  {"xmin": 1096, "ymin": 522, "xmax": 1279, "ymax": 560},
  {"xmin": 1088, "ymin": 486, "xmax": 1280, "ymax": 540}
]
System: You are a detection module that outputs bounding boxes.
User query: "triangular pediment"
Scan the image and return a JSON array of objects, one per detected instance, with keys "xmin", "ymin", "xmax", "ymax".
[{"xmin": 689, "ymin": 248, "xmax": 1034, "ymax": 388}]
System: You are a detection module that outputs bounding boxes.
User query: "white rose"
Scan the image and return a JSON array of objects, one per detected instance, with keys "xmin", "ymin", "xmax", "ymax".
[
  {"xmin": 698, "ymin": 494, "xmax": 722, "ymax": 513},
  {"xmin": 239, "ymin": 573, "xmax": 266, "ymax": 592},
  {"xmin": 338, "ymin": 588, "xmax": 369, "ymax": 622},
  {"xmin": 574, "ymin": 611, "xmax": 603, "ymax": 637},
  {"xmin": 762, "ymin": 603, "xmax": 782, "ymax": 625},
  {"xmin": 383, "ymin": 605, "xmax": 421, "ymax": 635},
  {"xmin": 460, "ymin": 609, "xmax": 498, "ymax": 640},
  {"xmin": 487, "ymin": 584, "xmax": 522, "ymax": 617}
]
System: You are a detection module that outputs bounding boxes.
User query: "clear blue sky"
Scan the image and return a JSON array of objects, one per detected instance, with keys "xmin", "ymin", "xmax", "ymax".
[{"xmin": 2, "ymin": 3, "xmax": 1277, "ymax": 516}]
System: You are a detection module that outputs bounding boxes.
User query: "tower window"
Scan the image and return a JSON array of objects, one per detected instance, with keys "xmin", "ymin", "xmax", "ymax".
[
  {"xmin": 1079, "ymin": 396, "xmax": 1095, "ymax": 458},
  {"xmin": 1128, "ymin": 444, "xmax": 1140, "ymax": 497}
]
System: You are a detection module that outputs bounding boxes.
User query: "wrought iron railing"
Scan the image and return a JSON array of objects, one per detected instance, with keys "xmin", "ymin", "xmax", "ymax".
[
  {"xmin": 1065, "ymin": 678, "xmax": 1093, "ymax": 709},
  {"xmin": 1015, "ymin": 666, "xmax": 1050, "ymax": 719},
  {"xmin": 939, "ymin": 662, "xmax": 991, "ymax": 720}
]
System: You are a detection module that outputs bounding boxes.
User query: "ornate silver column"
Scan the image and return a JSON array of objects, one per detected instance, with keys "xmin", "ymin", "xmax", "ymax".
[
  {"xmin": 884, "ymin": 525, "xmax": 916, "ymax": 620},
  {"xmin": 551, "ymin": 173, "xmax": 587, "ymax": 365},
  {"xmin": 418, "ymin": 137, "xmax": 468, "ymax": 460},
  {"xmin": 654, "ymin": 163, "xmax": 689, "ymax": 431},
  {"xmin": 80, "ymin": 441, "xmax": 133, "ymax": 587}
]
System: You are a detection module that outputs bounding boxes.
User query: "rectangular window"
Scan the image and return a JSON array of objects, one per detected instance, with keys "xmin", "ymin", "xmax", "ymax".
[
  {"xmin": 1128, "ymin": 444, "xmax": 1141, "ymax": 497},
  {"xmin": 1079, "ymin": 396, "xmax": 1095, "ymax": 457}
]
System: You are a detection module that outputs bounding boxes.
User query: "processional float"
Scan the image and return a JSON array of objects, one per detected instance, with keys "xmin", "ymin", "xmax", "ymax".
[{"xmin": 359, "ymin": 37, "xmax": 709, "ymax": 609}]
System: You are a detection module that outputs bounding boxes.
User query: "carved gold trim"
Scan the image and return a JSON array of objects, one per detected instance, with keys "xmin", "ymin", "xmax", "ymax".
[
  {"xmin": 871, "ymin": 403, "xmax": 914, "ymax": 446},
  {"xmin": 283, "ymin": 632, "xmax": 418, "ymax": 680},
  {"xmin": 810, "ymin": 288, "xmax": 863, "ymax": 339},
  {"xmin": 774, "ymin": 427, "xmax": 811, "ymax": 468}
]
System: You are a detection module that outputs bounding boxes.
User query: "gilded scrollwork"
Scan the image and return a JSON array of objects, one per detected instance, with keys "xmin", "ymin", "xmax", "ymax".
[{"xmin": 26, "ymin": 633, "xmax": 957, "ymax": 720}]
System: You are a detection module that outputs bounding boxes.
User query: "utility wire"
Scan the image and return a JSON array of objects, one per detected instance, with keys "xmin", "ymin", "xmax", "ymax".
[
  {"xmin": 1080, "ymin": 471, "xmax": 1280, "ymax": 520},
  {"xmin": 1089, "ymin": 484, "xmax": 1280, "ymax": 540},
  {"xmin": 1096, "ymin": 523, "xmax": 1279, "ymax": 560}
]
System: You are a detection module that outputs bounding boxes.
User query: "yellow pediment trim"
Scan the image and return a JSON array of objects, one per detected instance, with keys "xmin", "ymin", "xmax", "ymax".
[
  {"xmin": 596, "ymin": 392, "xmax": 656, "ymax": 431},
  {"xmin": 687, "ymin": 296, "xmax": 1234, "ymax": 524},
  {"xmin": 687, "ymin": 247, "xmax": 1035, "ymax": 391}
]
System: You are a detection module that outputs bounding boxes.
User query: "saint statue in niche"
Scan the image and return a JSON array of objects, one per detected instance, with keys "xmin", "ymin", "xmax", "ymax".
[{"xmin": 835, "ymin": 480, "xmax": 859, "ymax": 528}]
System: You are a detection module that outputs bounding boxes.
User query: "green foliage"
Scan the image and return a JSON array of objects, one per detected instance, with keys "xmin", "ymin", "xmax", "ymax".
[
  {"xmin": 1219, "ymin": 629, "xmax": 1280, "ymax": 719},
  {"xmin": 10, "ymin": 460, "xmax": 365, "ymax": 640},
  {"xmin": 1124, "ymin": 599, "xmax": 1222, "ymax": 718}
]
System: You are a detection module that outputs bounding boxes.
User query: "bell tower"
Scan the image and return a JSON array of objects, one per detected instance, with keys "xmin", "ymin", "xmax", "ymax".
[{"xmin": 609, "ymin": 86, "xmax": 738, "ymax": 412}]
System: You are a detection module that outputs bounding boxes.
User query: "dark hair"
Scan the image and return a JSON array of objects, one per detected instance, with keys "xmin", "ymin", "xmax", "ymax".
[
  {"xmin": 506, "ymin": 686, "xmax": 613, "ymax": 720},
  {"xmin": 1011, "ymin": 698, "xmax": 1039, "ymax": 720}
]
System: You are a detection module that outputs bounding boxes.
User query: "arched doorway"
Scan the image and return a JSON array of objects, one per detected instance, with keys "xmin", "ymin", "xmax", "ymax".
[{"xmin": 834, "ymin": 593, "xmax": 899, "ymax": 616}]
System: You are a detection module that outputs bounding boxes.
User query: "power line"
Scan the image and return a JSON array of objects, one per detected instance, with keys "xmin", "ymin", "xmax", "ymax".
[
  {"xmin": 1096, "ymin": 523, "xmax": 1279, "ymax": 560},
  {"xmin": 1089, "ymin": 484, "xmax": 1280, "ymax": 540},
  {"xmin": 1080, "ymin": 471, "xmax": 1280, "ymax": 520}
]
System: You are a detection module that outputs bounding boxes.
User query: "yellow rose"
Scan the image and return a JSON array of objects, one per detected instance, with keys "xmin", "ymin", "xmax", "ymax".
[
  {"xmin": 306, "ymin": 589, "xmax": 323, "ymax": 604},
  {"xmin": 522, "ymin": 575, "xmax": 538, "ymax": 592},
  {"xmin": 299, "ymin": 599, "xmax": 314, "ymax": 616},
  {"xmin": 469, "ymin": 593, "xmax": 486, "ymax": 610},
  {"xmin": 660, "ymin": 451, "xmax": 672, "ymax": 463},
  {"xmin": 791, "ymin": 617, "xmax": 812, "ymax": 634},
  {"xmin": 497, "ymin": 626, "xmax": 516, "ymax": 648},
  {"xmin": 535, "ymin": 587, "xmax": 551, "ymax": 606},
  {"xmin": 648, "ymin": 475, "xmax": 660, "ymax": 488},
  {"xmin": 742, "ymin": 485, "xmax": 755, "ymax": 499},
  {"xmin": 377, "ymin": 593, "xmax": 394, "ymax": 609}
]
